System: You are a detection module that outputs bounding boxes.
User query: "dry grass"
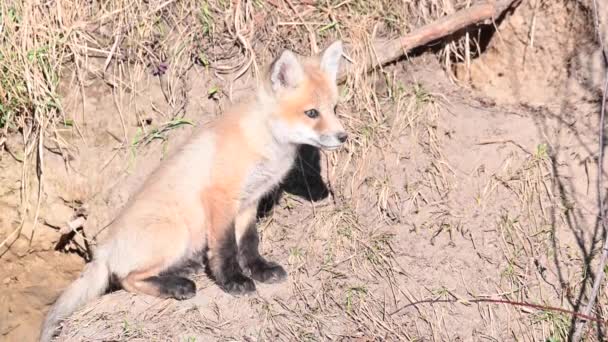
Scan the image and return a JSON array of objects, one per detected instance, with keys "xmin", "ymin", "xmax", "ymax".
[
  {"xmin": 0, "ymin": 0, "xmax": 477, "ymax": 137},
  {"xmin": 2, "ymin": 0, "xmax": 607, "ymax": 341},
  {"xmin": 0, "ymin": 0, "xmax": 476, "ymax": 247}
]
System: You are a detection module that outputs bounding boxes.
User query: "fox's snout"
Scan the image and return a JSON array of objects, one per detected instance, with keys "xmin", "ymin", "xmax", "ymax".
[{"xmin": 318, "ymin": 131, "xmax": 348, "ymax": 150}]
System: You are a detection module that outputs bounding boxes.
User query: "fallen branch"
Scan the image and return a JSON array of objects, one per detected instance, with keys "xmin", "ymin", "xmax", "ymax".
[
  {"xmin": 390, "ymin": 297, "xmax": 608, "ymax": 326},
  {"xmin": 572, "ymin": 0, "xmax": 608, "ymax": 340},
  {"xmin": 59, "ymin": 216, "xmax": 87, "ymax": 235},
  {"xmin": 337, "ymin": 0, "xmax": 521, "ymax": 83}
]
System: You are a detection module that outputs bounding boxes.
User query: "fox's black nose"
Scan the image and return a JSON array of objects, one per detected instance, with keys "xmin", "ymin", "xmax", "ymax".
[{"xmin": 337, "ymin": 132, "xmax": 348, "ymax": 143}]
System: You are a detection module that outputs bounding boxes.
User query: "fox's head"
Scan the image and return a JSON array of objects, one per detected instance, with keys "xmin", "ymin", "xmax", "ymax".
[{"xmin": 264, "ymin": 41, "xmax": 347, "ymax": 150}]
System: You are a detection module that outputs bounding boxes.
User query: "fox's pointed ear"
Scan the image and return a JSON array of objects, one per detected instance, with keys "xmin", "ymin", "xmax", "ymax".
[
  {"xmin": 320, "ymin": 40, "xmax": 343, "ymax": 83},
  {"xmin": 269, "ymin": 50, "xmax": 304, "ymax": 92}
]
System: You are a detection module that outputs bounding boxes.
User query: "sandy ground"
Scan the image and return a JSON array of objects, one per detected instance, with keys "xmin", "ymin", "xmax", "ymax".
[{"xmin": 1, "ymin": 0, "xmax": 608, "ymax": 341}]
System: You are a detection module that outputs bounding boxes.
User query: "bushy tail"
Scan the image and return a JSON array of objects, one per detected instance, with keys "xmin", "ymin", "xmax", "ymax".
[{"xmin": 40, "ymin": 259, "xmax": 110, "ymax": 342}]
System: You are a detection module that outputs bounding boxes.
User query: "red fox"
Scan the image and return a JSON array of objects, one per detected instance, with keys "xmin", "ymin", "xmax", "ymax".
[{"xmin": 40, "ymin": 40, "xmax": 347, "ymax": 342}]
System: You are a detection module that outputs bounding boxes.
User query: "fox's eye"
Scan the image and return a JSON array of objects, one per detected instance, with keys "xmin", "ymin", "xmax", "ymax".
[
  {"xmin": 333, "ymin": 104, "xmax": 338, "ymax": 113},
  {"xmin": 305, "ymin": 109, "xmax": 320, "ymax": 119}
]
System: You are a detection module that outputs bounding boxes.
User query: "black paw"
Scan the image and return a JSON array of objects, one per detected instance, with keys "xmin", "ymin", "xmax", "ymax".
[
  {"xmin": 167, "ymin": 278, "xmax": 197, "ymax": 300},
  {"xmin": 249, "ymin": 260, "xmax": 287, "ymax": 284},
  {"xmin": 148, "ymin": 275, "xmax": 197, "ymax": 300},
  {"xmin": 221, "ymin": 273, "xmax": 256, "ymax": 295}
]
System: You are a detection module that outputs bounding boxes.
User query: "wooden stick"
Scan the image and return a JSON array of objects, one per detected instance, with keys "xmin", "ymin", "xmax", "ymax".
[
  {"xmin": 572, "ymin": 0, "xmax": 608, "ymax": 339},
  {"xmin": 337, "ymin": 0, "xmax": 521, "ymax": 83}
]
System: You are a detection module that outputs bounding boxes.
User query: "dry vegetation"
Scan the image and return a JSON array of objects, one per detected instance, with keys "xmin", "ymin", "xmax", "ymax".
[{"xmin": 1, "ymin": 0, "xmax": 608, "ymax": 341}]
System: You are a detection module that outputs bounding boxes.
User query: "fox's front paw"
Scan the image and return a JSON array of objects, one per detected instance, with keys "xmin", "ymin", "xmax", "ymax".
[
  {"xmin": 221, "ymin": 273, "xmax": 256, "ymax": 295},
  {"xmin": 249, "ymin": 260, "xmax": 287, "ymax": 284}
]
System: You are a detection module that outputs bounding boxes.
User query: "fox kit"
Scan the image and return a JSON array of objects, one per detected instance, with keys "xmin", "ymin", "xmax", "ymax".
[{"xmin": 40, "ymin": 40, "xmax": 347, "ymax": 341}]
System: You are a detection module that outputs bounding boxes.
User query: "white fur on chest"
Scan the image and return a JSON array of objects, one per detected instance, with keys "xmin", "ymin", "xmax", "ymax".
[{"xmin": 241, "ymin": 144, "xmax": 297, "ymax": 208}]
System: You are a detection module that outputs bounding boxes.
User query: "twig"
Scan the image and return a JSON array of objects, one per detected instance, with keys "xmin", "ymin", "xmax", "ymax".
[
  {"xmin": 28, "ymin": 128, "xmax": 44, "ymax": 245},
  {"xmin": 390, "ymin": 297, "xmax": 607, "ymax": 325},
  {"xmin": 59, "ymin": 216, "xmax": 87, "ymax": 235},
  {"xmin": 476, "ymin": 139, "xmax": 532, "ymax": 155},
  {"xmin": 103, "ymin": 33, "xmax": 122, "ymax": 73},
  {"xmin": 0, "ymin": 221, "xmax": 25, "ymax": 256},
  {"xmin": 572, "ymin": 0, "xmax": 608, "ymax": 339},
  {"xmin": 336, "ymin": 0, "xmax": 521, "ymax": 83},
  {"xmin": 284, "ymin": 0, "xmax": 318, "ymax": 53}
]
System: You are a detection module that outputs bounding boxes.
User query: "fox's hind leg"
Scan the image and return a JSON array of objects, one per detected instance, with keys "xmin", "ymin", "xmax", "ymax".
[
  {"xmin": 121, "ymin": 268, "xmax": 196, "ymax": 300},
  {"xmin": 235, "ymin": 204, "xmax": 287, "ymax": 284},
  {"xmin": 141, "ymin": 275, "xmax": 196, "ymax": 299}
]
